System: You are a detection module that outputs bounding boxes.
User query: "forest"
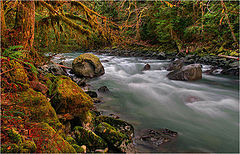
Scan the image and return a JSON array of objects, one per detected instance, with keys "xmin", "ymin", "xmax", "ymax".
[{"xmin": 1, "ymin": 0, "xmax": 239, "ymax": 153}]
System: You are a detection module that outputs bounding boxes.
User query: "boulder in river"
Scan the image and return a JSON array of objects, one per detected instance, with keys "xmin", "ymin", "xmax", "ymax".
[
  {"xmin": 98, "ymin": 86, "xmax": 110, "ymax": 93},
  {"xmin": 72, "ymin": 53, "xmax": 105, "ymax": 78},
  {"xmin": 142, "ymin": 63, "xmax": 151, "ymax": 71},
  {"xmin": 85, "ymin": 91, "xmax": 98, "ymax": 98},
  {"xmin": 167, "ymin": 58, "xmax": 184, "ymax": 71},
  {"xmin": 167, "ymin": 64, "xmax": 202, "ymax": 81},
  {"xmin": 135, "ymin": 128, "xmax": 177, "ymax": 149}
]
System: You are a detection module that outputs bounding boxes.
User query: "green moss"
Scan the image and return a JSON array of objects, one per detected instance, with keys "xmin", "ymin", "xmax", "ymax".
[
  {"xmin": 72, "ymin": 144, "xmax": 85, "ymax": 153},
  {"xmin": 20, "ymin": 140, "xmax": 37, "ymax": 153},
  {"xmin": 73, "ymin": 53, "xmax": 101, "ymax": 65},
  {"xmin": 32, "ymin": 123, "xmax": 76, "ymax": 153},
  {"xmin": 95, "ymin": 122, "xmax": 128, "ymax": 147},
  {"xmin": 45, "ymin": 73, "xmax": 56, "ymax": 82},
  {"xmin": 5, "ymin": 128, "xmax": 22, "ymax": 144},
  {"xmin": 66, "ymin": 136, "xmax": 77, "ymax": 145},
  {"xmin": 9, "ymin": 60, "xmax": 28, "ymax": 83},
  {"xmin": 50, "ymin": 75, "xmax": 93, "ymax": 116},
  {"xmin": 1, "ymin": 144, "xmax": 21, "ymax": 153},
  {"xmin": 74, "ymin": 126, "xmax": 107, "ymax": 151},
  {"xmin": 15, "ymin": 88, "xmax": 62, "ymax": 132},
  {"xmin": 95, "ymin": 116, "xmax": 134, "ymax": 139}
]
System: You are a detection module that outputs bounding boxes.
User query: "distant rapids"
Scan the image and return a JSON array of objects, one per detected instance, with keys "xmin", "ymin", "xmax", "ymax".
[{"xmin": 53, "ymin": 52, "xmax": 239, "ymax": 153}]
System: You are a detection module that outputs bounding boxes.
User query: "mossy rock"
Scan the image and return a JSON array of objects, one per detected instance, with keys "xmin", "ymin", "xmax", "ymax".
[
  {"xmin": 95, "ymin": 116, "xmax": 134, "ymax": 139},
  {"xmin": 9, "ymin": 60, "xmax": 29, "ymax": 83},
  {"xmin": 66, "ymin": 136, "xmax": 77, "ymax": 145},
  {"xmin": 74, "ymin": 126, "xmax": 107, "ymax": 151},
  {"xmin": 20, "ymin": 140, "xmax": 37, "ymax": 153},
  {"xmin": 1, "ymin": 144, "xmax": 21, "ymax": 153},
  {"xmin": 31, "ymin": 123, "xmax": 76, "ymax": 153},
  {"xmin": 95, "ymin": 122, "xmax": 128, "ymax": 147},
  {"xmin": 15, "ymin": 88, "xmax": 63, "ymax": 132},
  {"xmin": 50, "ymin": 75, "xmax": 93, "ymax": 117},
  {"xmin": 72, "ymin": 144, "xmax": 85, "ymax": 153},
  {"xmin": 4, "ymin": 127, "xmax": 23, "ymax": 144},
  {"xmin": 72, "ymin": 53, "xmax": 105, "ymax": 78}
]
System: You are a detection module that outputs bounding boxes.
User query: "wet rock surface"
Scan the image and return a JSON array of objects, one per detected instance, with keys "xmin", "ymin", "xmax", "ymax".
[
  {"xmin": 142, "ymin": 63, "xmax": 151, "ymax": 71},
  {"xmin": 167, "ymin": 64, "xmax": 202, "ymax": 81},
  {"xmin": 72, "ymin": 53, "xmax": 105, "ymax": 78},
  {"xmin": 135, "ymin": 128, "xmax": 177, "ymax": 151},
  {"xmin": 98, "ymin": 86, "xmax": 110, "ymax": 93}
]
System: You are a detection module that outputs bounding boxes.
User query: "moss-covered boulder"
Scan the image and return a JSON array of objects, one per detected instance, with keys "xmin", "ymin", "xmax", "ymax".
[
  {"xmin": 72, "ymin": 144, "xmax": 85, "ymax": 153},
  {"xmin": 15, "ymin": 88, "xmax": 62, "ymax": 131},
  {"xmin": 31, "ymin": 123, "xmax": 76, "ymax": 153},
  {"xmin": 72, "ymin": 53, "xmax": 105, "ymax": 78},
  {"xmin": 1, "ymin": 127, "xmax": 37, "ymax": 153},
  {"xmin": 96, "ymin": 116, "xmax": 134, "ymax": 140},
  {"xmin": 8, "ymin": 60, "xmax": 29, "ymax": 83},
  {"xmin": 74, "ymin": 126, "xmax": 107, "ymax": 151},
  {"xmin": 95, "ymin": 122, "xmax": 133, "ymax": 152},
  {"xmin": 50, "ymin": 75, "xmax": 93, "ymax": 117},
  {"xmin": 20, "ymin": 140, "xmax": 37, "ymax": 153}
]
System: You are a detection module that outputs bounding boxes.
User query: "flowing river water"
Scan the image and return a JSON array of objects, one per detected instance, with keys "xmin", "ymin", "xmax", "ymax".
[{"xmin": 53, "ymin": 52, "xmax": 239, "ymax": 153}]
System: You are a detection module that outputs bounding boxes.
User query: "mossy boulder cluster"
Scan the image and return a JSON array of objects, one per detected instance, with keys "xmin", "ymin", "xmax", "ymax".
[
  {"xmin": 72, "ymin": 53, "xmax": 105, "ymax": 78},
  {"xmin": 1, "ymin": 55, "xmax": 135, "ymax": 153}
]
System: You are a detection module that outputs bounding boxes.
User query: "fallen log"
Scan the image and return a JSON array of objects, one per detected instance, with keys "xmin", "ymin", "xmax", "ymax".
[
  {"xmin": 218, "ymin": 54, "xmax": 239, "ymax": 60},
  {"xmin": 50, "ymin": 60, "xmax": 72, "ymax": 69}
]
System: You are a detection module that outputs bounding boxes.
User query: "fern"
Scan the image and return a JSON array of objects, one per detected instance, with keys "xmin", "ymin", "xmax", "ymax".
[
  {"xmin": 24, "ymin": 62, "xmax": 38, "ymax": 75},
  {"xmin": 2, "ymin": 45, "xmax": 26, "ymax": 59}
]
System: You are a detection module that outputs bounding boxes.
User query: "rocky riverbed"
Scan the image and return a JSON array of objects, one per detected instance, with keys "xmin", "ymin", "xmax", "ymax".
[
  {"xmin": 90, "ymin": 48, "xmax": 239, "ymax": 76},
  {"xmin": 50, "ymin": 51, "xmax": 239, "ymax": 153}
]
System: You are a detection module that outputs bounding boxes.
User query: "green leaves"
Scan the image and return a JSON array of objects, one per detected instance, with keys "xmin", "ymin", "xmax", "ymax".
[{"xmin": 2, "ymin": 46, "xmax": 25, "ymax": 59}]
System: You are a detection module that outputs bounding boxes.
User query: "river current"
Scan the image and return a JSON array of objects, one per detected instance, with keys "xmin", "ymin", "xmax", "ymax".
[{"xmin": 53, "ymin": 52, "xmax": 239, "ymax": 153}]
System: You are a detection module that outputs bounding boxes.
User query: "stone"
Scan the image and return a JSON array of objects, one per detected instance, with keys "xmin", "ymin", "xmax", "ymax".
[
  {"xmin": 167, "ymin": 64, "xmax": 202, "ymax": 81},
  {"xmin": 98, "ymin": 86, "xmax": 110, "ymax": 93},
  {"xmin": 95, "ymin": 116, "xmax": 134, "ymax": 139},
  {"xmin": 142, "ymin": 64, "xmax": 151, "ymax": 71},
  {"xmin": 72, "ymin": 53, "xmax": 105, "ymax": 78},
  {"xmin": 95, "ymin": 122, "xmax": 133, "ymax": 152},
  {"xmin": 85, "ymin": 91, "xmax": 98, "ymax": 98},
  {"xmin": 50, "ymin": 75, "xmax": 93, "ymax": 117},
  {"xmin": 167, "ymin": 58, "xmax": 184, "ymax": 71},
  {"xmin": 157, "ymin": 52, "xmax": 166, "ymax": 60},
  {"xmin": 8, "ymin": 60, "xmax": 29, "ymax": 83},
  {"xmin": 135, "ymin": 128, "xmax": 177, "ymax": 150},
  {"xmin": 74, "ymin": 126, "xmax": 107, "ymax": 151}
]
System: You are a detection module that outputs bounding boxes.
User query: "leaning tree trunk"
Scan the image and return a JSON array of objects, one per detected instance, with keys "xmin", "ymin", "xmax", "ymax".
[{"xmin": 15, "ymin": 1, "xmax": 35, "ymax": 50}]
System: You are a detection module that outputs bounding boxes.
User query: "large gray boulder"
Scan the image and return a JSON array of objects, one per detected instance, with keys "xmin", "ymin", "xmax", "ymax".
[
  {"xmin": 72, "ymin": 53, "xmax": 105, "ymax": 78},
  {"xmin": 167, "ymin": 58, "xmax": 184, "ymax": 71},
  {"xmin": 167, "ymin": 64, "xmax": 202, "ymax": 81}
]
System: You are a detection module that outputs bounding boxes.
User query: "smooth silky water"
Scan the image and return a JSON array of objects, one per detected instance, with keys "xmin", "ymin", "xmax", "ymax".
[{"xmin": 53, "ymin": 52, "xmax": 239, "ymax": 153}]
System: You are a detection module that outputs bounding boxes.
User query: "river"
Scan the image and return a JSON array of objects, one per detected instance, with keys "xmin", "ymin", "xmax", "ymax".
[{"xmin": 53, "ymin": 52, "xmax": 239, "ymax": 153}]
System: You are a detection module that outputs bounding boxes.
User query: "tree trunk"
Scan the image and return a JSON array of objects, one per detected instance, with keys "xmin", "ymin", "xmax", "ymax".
[
  {"xmin": 1, "ymin": 1, "xmax": 6, "ymax": 36},
  {"xmin": 15, "ymin": 1, "xmax": 35, "ymax": 50}
]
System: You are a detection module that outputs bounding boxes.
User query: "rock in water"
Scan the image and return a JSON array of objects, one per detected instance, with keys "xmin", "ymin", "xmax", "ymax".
[
  {"xmin": 72, "ymin": 53, "xmax": 105, "ymax": 78},
  {"xmin": 98, "ymin": 86, "xmax": 110, "ymax": 93},
  {"xmin": 167, "ymin": 58, "xmax": 184, "ymax": 71},
  {"xmin": 135, "ymin": 128, "xmax": 177, "ymax": 149},
  {"xmin": 167, "ymin": 64, "xmax": 202, "ymax": 81},
  {"xmin": 142, "ymin": 64, "xmax": 151, "ymax": 71}
]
